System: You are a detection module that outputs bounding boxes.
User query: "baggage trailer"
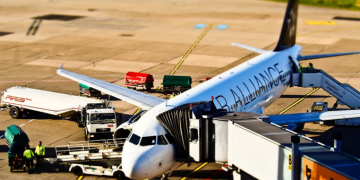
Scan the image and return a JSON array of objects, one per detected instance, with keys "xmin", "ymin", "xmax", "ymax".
[
  {"xmin": 5, "ymin": 124, "xmax": 30, "ymax": 172},
  {"xmin": 125, "ymin": 71, "xmax": 154, "ymax": 91},
  {"xmin": 79, "ymin": 83, "xmax": 101, "ymax": 97},
  {"xmin": 49, "ymin": 139, "xmax": 126, "ymax": 179},
  {"xmin": 162, "ymin": 75, "xmax": 192, "ymax": 94},
  {"xmin": 0, "ymin": 86, "xmax": 118, "ymax": 140}
]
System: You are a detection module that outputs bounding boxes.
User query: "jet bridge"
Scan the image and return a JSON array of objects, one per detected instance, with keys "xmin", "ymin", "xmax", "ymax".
[
  {"xmin": 157, "ymin": 101, "xmax": 360, "ymax": 179},
  {"xmin": 292, "ymin": 68, "xmax": 360, "ymax": 108}
]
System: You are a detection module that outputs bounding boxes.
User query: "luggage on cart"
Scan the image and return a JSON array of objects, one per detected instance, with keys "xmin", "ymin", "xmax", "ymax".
[{"xmin": 5, "ymin": 124, "xmax": 30, "ymax": 172}]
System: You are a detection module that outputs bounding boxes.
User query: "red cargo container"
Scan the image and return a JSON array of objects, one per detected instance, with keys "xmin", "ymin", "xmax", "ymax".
[{"xmin": 125, "ymin": 72, "xmax": 154, "ymax": 91}]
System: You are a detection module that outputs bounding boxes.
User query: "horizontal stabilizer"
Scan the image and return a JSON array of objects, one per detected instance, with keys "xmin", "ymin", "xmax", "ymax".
[
  {"xmin": 231, "ymin": 42, "xmax": 268, "ymax": 54},
  {"xmin": 267, "ymin": 109, "xmax": 360, "ymax": 125},
  {"xmin": 298, "ymin": 51, "xmax": 360, "ymax": 61}
]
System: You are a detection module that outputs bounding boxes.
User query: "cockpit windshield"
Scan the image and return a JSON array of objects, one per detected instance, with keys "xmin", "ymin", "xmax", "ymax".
[
  {"xmin": 90, "ymin": 113, "xmax": 115, "ymax": 124},
  {"xmin": 157, "ymin": 135, "xmax": 168, "ymax": 145},
  {"xmin": 129, "ymin": 133, "xmax": 141, "ymax": 145},
  {"xmin": 140, "ymin": 136, "xmax": 156, "ymax": 146}
]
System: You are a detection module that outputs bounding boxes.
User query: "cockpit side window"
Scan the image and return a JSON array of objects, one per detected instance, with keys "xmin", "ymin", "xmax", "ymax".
[
  {"xmin": 129, "ymin": 133, "xmax": 141, "ymax": 145},
  {"xmin": 157, "ymin": 135, "xmax": 168, "ymax": 145},
  {"xmin": 140, "ymin": 136, "xmax": 156, "ymax": 146},
  {"xmin": 164, "ymin": 134, "xmax": 174, "ymax": 144}
]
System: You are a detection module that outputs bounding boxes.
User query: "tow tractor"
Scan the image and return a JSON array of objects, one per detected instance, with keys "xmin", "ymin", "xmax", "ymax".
[
  {"xmin": 309, "ymin": 102, "xmax": 360, "ymax": 126},
  {"xmin": 48, "ymin": 138, "xmax": 126, "ymax": 179}
]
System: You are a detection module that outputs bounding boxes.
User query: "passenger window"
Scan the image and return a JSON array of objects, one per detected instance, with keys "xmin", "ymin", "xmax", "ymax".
[
  {"xmin": 129, "ymin": 133, "xmax": 141, "ymax": 145},
  {"xmin": 157, "ymin": 135, "xmax": 168, "ymax": 145},
  {"xmin": 164, "ymin": 134, "xmax": 175, "ymax": 144},
  {"xmin": 140, "ymin": 136, "xmax": 156, "ymax": 146}
]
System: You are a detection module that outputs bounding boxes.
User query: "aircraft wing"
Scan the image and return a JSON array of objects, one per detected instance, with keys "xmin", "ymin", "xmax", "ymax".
[
  {"xmin": 56, "ymin": 64, "xmax": 165, "ymax": 110},
  {"xmin": 266, "ymin": 109, "xmax": 360, "ymax": 125}
]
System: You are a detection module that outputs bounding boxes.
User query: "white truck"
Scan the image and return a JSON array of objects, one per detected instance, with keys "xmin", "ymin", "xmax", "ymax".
[
  {"xmin": 309, "ymin": 102, "xmax": 360, "ymax": 126},
  {"xmin": 0, "ymin": 86, "xmax": 118, "ymax": 140}
]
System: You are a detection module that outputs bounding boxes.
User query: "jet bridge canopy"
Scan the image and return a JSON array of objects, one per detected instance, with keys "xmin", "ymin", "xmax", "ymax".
[{"xmin": 156, "ymin": 101, "xmax": 224, "ymax": 162}]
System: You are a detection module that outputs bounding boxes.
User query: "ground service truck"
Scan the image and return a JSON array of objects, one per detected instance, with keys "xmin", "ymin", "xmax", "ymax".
[
  {"xmin": 125, "ymin": 71, "xmax": 154, "ymax": 91},
  {"xmin": 0, "ymin": 86, "xmax": 118, "ymax": 140}
]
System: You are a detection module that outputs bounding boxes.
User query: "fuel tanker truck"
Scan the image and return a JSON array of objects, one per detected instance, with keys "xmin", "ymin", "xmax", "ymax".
[{"xmin": 0, "ymin": 86, "xmax": 118, "ymax": 140}]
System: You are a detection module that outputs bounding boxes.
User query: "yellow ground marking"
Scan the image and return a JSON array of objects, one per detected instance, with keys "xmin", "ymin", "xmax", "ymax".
[
  {"xmin": 133, "ymin": 108, "xmax": 142, "ymax": 115},
  {"xmin": 154, "ymin": 24, "xmax": 213, "ymax": 92},
  {"xmin": 180, "ymin": 162, "xmax": 209, "ymax": 180},
  {"xmin": 28, "ymin": 19, "xmax": 41, "ymax": 35},
  {"xmin": 305, "ymin": 21, "xmax": 337, "ymax": 25},
  {"xmin": 77, "ymin": 173, "xmax": 84, "ymax": 180},
  {"xmin": 169, "ymin": 24, "xmax": 213, "ymax": 75},
  {"xmin": 278, "ymin": 88, "xmax": 319, "ymax": 114}
]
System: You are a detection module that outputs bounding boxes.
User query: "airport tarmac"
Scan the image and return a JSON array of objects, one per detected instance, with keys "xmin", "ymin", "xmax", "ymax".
[{"xmin": 1, "ymin": 0, "xmax": 360, "ymax": 179}]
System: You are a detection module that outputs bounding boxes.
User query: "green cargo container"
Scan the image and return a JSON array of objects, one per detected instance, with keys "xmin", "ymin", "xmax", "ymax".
[
  {"xmin": 5, "ymin": 125, "xmax": 29, "ymax": 158},
  {"xmin": 79, "ymin": 83, "xmax": 101, "ymax": 97},
  {"xmin": 162, "ymin": 75, "xmax": 192, "ymax": 93}
]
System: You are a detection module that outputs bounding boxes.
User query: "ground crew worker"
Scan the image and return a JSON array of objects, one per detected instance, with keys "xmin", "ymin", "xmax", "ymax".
[
  {"xmin": 35, "ymin": 141, "xmax": 45, "ymax": 167},
  {"xmin": 299, "ymin": 64, "xmax": 302, "ymax": 73},
  {"xmin": 23, "ymin": 146, "xmax": 34, "ymax": 172},
  {"xmin": 170, "ymin": 92, "xmax": 176, "ymax": 99},
  {"xmin": 307, "ymin": 62, "xmax": 315, "ymax": 73}
]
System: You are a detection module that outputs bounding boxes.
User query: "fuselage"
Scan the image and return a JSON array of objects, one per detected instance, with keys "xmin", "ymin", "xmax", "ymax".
[{"xmin": 122, "ymin": 45, "xmax": 302, "ymax": 179}]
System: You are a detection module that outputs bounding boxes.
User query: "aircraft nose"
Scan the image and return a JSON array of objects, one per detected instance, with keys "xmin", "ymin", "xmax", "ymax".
[{"xmin": 123, "ymin": 155, "xmax": 151, "ymax": 179}]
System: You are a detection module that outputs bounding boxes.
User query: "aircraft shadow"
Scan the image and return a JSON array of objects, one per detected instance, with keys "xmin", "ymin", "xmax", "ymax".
[
  {"xmin": 302, "ymin": 125, "xmax": 360, "ymax": 158},
  {"xmin": 0, "ymin": 145, "xmax": 9, "ymax": 153}
]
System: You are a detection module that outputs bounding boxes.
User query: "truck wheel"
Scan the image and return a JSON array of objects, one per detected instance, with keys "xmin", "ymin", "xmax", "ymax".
[
  {"xmin": 114, "ymin": 171, "xmax": 126, "ymax": 180},
  {"xmin": 77, "ymin": 115, "xmax": 84, "ymax": 127},
  {"xmin": 85, "ymin": 130, "xmax": 88, "ymax": 141},
  {"xmin": 9, "ymin": 107, "xmax": 21, "ymax": 119},
  {"xmin": 72, "ymin": 166, "xmax": 83, "ymax": 176}
]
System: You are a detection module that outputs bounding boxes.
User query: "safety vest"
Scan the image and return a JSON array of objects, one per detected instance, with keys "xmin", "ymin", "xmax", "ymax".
[
  {"xmin": 23, "ymin": 149, "xmax": 34, "ymax": 159},
  {"xmin": 170, "ymin": 94, "xmax": 176, "ymax": 99},
  {"xmin": 299, "ymin": 65, "xmax": 302, "ymax": 73},
  {"xmin": 35, "ymin": 145, "xmax": 45, "ymax": 156}
]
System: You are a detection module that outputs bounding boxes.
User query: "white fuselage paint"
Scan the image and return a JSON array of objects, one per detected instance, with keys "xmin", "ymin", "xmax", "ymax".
[{"xmin": 122, "ymin": 45, "xmax": 302, "ymax": 179}]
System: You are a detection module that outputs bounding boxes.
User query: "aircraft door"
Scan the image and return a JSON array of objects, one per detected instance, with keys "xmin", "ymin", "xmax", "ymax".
[{"xmin": 189, "ymin": 118, "xmax": 202, "ymax": 162}]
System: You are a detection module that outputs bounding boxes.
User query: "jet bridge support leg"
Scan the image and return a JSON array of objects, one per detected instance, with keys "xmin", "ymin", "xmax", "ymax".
[
  {"xmin": 232, "ymin": 169, "xmax": 241, "ymax": 180},
  {"xmin": 291, "ymin": 136, "xmax": 300, "ymax": 180},
  {"xmin": 334, "ymin": 133, "xmax": 342, "ymax": 153}
]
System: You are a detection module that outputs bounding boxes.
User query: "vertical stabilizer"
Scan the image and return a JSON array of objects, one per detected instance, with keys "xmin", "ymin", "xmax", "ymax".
[{"xmin": 274, "ymin": 0, "xmax": 298, "ymax": 52}]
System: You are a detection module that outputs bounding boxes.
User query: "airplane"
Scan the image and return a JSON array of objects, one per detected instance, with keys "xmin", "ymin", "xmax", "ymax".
[{"xmin": 56, "ymin": 0, "xmax": 360, "ymax": 179}]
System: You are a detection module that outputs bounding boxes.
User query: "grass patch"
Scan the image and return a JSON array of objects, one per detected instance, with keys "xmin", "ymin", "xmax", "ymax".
[{"xmin": 268, "ymin": 0, "xmax": 360, "ymax": 11}]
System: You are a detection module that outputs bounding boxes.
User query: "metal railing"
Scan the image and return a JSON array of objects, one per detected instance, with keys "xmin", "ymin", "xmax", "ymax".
[{"xmin": 55, "ymin": 138, "xmax": 126, "ymax": 156}]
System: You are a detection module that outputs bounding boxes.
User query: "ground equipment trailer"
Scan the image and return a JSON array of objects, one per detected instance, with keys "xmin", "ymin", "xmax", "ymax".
[
  {"xmin": 125, "ymin": 71, "xmax": 154, "ymax": 91},
  {"xmin": 48, "ymin": 138, "xmax": 126, "ymax": 179},
  {"xmin": 162, "ymin": 75, "xmax": 192, "ymax": 94},
  {"xmin": 309, "ymin": 102, "xmax": 360, "ymax": 126},
  {"xmin": 79, "ymin": 83, "xmax": 101, "ymax": 97},
  {"xmin": 5, "ymin": 124, "xmax": 30, "ymax": 172}
]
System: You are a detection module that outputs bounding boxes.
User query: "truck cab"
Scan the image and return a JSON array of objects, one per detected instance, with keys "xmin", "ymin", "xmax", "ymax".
[
  {"xmin": 78, "ymin": 103, "xmax": 118, "ymax": 141},
  {"xmin": 309, "ymin": 102, "xmax": 328, "ymax": 112}
]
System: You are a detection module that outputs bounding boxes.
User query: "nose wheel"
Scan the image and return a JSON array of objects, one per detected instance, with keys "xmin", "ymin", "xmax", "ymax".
[{"xmin": 161, "ymin": 172, "xmax": 171, "ymax": 180}]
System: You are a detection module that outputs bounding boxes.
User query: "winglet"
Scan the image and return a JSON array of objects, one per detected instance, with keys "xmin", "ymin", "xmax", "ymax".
[{"xmin": 59, "ymin": 63, "xmax": 64, "ymax": 70}]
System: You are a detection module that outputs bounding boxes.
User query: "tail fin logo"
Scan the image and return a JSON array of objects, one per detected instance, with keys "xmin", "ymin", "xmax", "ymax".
[{"xmin": 274, "ymin": 0, "xmax": 298, "ymax": 51}]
